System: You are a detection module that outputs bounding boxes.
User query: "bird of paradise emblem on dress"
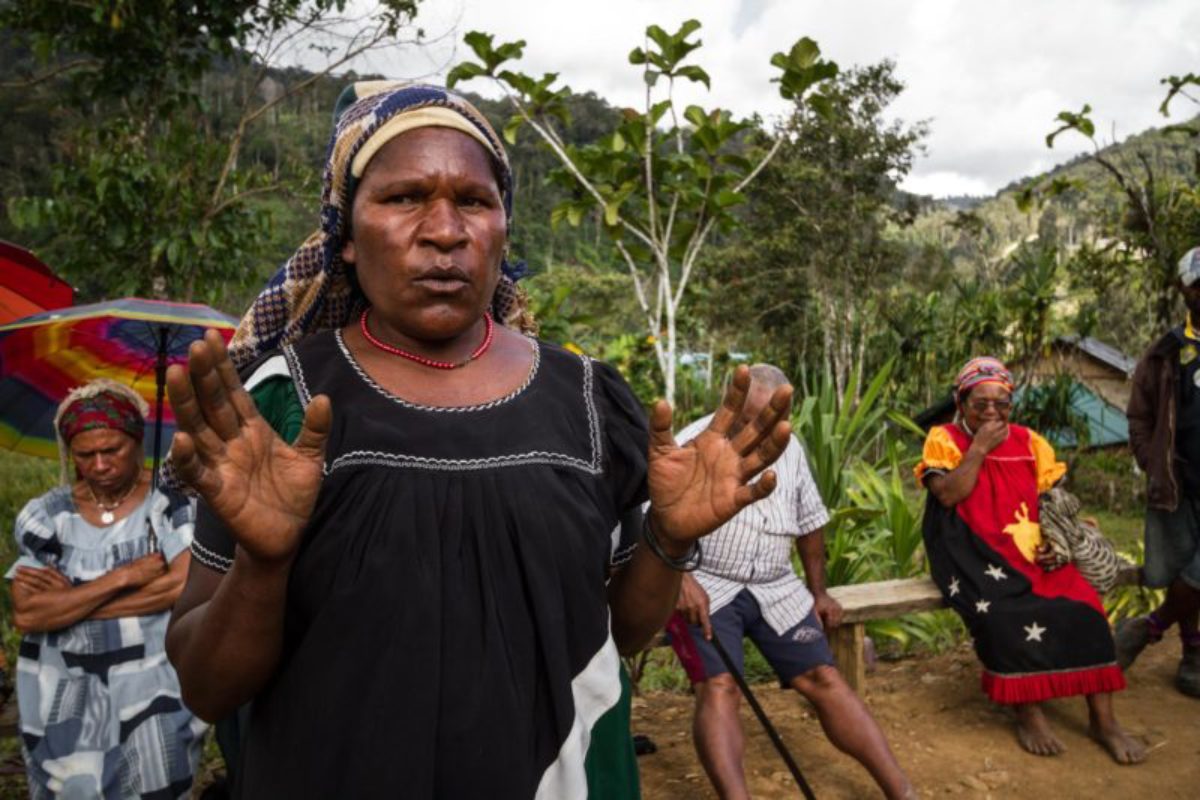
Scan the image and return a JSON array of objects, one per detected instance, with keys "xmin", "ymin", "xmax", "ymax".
[{"xmin": 1003, "ymin": 501, "xmax": 1043, "ymax": 562}]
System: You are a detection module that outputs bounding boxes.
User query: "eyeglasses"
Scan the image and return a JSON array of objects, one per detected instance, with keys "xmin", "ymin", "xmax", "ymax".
[{"xmin": 967, "ymin": 398, "xmax": 1012, "ymax": 412}]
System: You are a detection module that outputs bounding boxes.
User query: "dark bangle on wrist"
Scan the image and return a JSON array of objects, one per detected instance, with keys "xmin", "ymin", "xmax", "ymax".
[{"xmin": 642, "ymin": 515, "xmax": 702, "ymax": 572}]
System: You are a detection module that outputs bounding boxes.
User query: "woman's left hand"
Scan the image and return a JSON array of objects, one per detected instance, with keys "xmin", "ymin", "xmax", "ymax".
[{"xmin": 646, "ymin": 365, "xmax": 793, "ymax": 548}]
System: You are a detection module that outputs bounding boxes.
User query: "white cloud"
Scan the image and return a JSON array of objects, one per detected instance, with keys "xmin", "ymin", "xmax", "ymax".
[
  {"xmin": 349, "ymin": 0, "xmax": 1199, "ymax": 198},
  {"xmin": 903, "ymin": 171, "xmax": 993, "ymax": 198}
]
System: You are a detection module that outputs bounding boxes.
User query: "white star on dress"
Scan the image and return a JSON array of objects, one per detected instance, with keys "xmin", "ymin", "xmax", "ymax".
[
  {"xmin": 975, "ymin": 599, "xmax": 991, "ymax": 614},
  {"xmin": 949, "ymin": 577, "xmax": 961, "ymax": 596},
  {"xmin": 985, "ymin": 564, "xmax": 1007, "ymax": 581},
  {"xmin": 1024, "ymin": 622, "xmax": 1046, "ymax": 642}
]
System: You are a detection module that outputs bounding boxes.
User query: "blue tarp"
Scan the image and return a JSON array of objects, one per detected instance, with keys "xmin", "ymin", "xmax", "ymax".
[{"xmin": 1015, "ymin": 383, "xmax": 1129, "ymax": 449}]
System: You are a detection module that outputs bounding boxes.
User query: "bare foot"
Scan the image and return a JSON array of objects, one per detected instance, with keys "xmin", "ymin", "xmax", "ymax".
[
  {"xmin": 1090, "ymin": 721, "xmax": 1147, "ymax": 765},
  {"xmin": 1015, "ymin": 704, "xmax": 1065, "ymax": 756}
]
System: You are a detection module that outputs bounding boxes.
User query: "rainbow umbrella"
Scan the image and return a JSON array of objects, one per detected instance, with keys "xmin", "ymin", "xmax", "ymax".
[
  {"xmin": 0, "ymin": 298, "xmax": 237, "ymax": 485},
  {"xmin": 0, "ymin": 241, "xmax": 74, "ymax": 324}
]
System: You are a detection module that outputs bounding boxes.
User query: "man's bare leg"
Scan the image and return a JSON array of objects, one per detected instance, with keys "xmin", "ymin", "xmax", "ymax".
[
  {"xmin": 693, "ymin": 674, "xmax": 751, "ymax": 800},
  {"xmin": 789, "ymin": 665, "xmax": 913, "ymax": 799}
]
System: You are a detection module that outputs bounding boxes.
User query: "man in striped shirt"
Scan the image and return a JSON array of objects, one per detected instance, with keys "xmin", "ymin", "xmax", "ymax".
[{"xmin": 670, "ymin": 364, "xmax": 912, "ymax": 799}]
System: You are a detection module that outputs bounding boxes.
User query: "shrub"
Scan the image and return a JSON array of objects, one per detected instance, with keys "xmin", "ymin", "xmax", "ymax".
[
  {"xmin": 0, "ymin": 452, "xmax": 58, "ymax": 667},
  {"xmin": 1066, "ymin": 446, "xmax": 1144, "ymax": 517}
]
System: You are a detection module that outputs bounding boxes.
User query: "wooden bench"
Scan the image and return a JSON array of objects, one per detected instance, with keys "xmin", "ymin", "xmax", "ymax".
[
  {"xmin": 826, "ymin": 563, "xmax": 1143, "ymax": 692},
  {"xmin": 826, "ymin": 577, "xmax": 945, "ymax": 692}
]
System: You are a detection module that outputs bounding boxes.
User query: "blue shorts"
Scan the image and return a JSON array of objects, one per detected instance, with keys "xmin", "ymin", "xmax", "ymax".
[
  {"xmin": 673, "ymin": 589, "xmax": 835, "ymax": 686},
  {"xmin": 1145, "ymin": 495, "xmax": 1200, "ymax": 590}
]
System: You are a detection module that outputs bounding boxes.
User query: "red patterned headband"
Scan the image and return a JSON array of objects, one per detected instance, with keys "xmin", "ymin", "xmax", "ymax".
[
  {"xmin": 58, "ymin": 391, "xmax": 144, "ymax": 444},
  {"xmin": 954, "ymin": 356, "xmax": 1014, "ymax": 396}
]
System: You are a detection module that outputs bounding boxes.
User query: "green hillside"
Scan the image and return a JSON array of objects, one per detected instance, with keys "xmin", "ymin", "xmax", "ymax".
[
  {"xmin": 910, "ymin": 121, "xmax": 1194, "ymax": 253},
  {"xmin": 895, "ymin": 116, "xmax": 1200, "ymax": 361}
]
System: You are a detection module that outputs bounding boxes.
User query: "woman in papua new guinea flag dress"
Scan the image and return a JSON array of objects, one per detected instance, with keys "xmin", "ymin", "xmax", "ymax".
[{"xmin": 916, "ymin": 356, "xmax": 1146, "ymax": 765}]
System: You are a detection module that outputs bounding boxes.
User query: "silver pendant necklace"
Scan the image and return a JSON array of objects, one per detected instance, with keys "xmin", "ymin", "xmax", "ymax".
[{"xmin": 86, "ymin": 480, "xmax": 138, "ymax": 525}]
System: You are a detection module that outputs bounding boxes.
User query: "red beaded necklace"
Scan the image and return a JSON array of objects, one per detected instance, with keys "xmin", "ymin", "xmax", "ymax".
[{"xmin": 359, "ymin": 308, "xmax": 495, "ymax": 369}]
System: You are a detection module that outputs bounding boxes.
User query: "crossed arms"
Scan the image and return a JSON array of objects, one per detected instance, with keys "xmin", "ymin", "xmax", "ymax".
[{"xmin": 9, "ymin": 552, "xmax": 190, "ymax": 634}]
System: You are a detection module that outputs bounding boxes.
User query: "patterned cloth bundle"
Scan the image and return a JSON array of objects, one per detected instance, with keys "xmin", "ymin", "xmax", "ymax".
[{"xmin": 1038, "ymin": 486, "xmax": 1130, "ymax": 593}]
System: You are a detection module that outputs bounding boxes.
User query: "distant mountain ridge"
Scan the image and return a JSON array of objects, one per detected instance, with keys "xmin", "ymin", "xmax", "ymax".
[{"xmin": 903, "ymin": 114, "xmax": 1198, "ymax": 262}]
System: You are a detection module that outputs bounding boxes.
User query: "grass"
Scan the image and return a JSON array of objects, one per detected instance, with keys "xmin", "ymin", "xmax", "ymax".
[
  {"xmin": 0, "ymin": 451, "xmax": 58, "ymax": 540},
  {"xmin": 1065, "ymin": 447, "xmax": 1144, "ymax": 517},
  {"xmin": 0, "ymin": 452, "xmax": 57, "ymax": 794},
  {"xmin": 0, "ymin": 451, "xmax": 58, "ymax": 670},
  {"xmin": 1088, "ymin": 508, "xmax": 1143, "ymax": 552}
]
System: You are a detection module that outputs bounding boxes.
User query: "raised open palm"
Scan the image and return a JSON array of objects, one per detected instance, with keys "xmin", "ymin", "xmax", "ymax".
[
  {"xmin": 166, "ymin": 330, "xmax": 331, "ymax": 565},
  {"xmin": 647, "ymin": 366, "xmax": 793, "ymax": 546}
]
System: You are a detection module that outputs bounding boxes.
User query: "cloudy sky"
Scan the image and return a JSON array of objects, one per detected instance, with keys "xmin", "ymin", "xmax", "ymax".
[{"xmin": 351, "ymin": 0, "xmax": 1199, "ymax": 198}]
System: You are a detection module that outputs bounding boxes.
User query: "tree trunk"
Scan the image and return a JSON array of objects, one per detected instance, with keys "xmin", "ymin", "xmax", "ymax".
[
  {"xmin": 665, "ymin": 294, "xmax": 677, "ymax": 409},
  {"xmin": 853, "ymin": 319, "xmax": 867, "ymax": 406}
]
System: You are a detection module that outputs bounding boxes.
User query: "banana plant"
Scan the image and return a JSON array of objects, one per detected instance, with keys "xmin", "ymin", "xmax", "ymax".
[{"xmin": 1105, "ymin": 541, "xmax": 1166, "ymax": 622}]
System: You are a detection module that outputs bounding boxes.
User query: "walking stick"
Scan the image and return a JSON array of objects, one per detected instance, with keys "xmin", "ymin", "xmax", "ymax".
[{"xmin": 709, "ymin": 635, "xmax": 818, "ymax": 800}]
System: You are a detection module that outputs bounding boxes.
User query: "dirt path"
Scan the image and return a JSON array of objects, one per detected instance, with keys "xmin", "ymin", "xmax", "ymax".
[
  {"xmin": 632, "ymin": 637, "xmax": 1200, "ymax": 799},
  {"xmin": 0, "ymin": 637, "xmax": 1192, "ymax": 798}
]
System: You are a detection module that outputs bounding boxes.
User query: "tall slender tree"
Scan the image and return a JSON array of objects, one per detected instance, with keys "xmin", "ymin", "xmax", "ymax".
[{"xmin": 448, "ymin": 21, "xmax": 838, "ymax": 405}]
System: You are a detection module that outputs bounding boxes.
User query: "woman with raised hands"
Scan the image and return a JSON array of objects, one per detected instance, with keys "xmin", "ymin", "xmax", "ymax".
[{"xmin": 163, "ymin": 82, "xmax": 792, "ymax": 799}]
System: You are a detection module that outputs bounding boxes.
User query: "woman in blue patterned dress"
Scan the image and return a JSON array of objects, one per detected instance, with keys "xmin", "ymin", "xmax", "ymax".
[{"xmin": 8, "ymin": 379, "xmax": 206, "ymax": 798}]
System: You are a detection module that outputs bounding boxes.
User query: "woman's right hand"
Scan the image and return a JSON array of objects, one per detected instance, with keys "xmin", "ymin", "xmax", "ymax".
[
  {"xmin": 969, "ymin": 420, "xmax": 1009, "ymax": 455},
  {"xmin": 166, "ymin": 330, "xmax": 331, "ymax": 566},
  {"xmin": 1034, "ymin": 542, "xmax": 1063, "ymax": 572}
]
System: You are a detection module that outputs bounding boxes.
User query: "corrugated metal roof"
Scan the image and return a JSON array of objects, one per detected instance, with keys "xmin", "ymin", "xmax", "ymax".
[
  {"xmin": 1056, "ymin": 335, "xmax": 1137, "ymax": 376},
  {"xmin": 1014, "ymin": 382, "xmax": 1129, "ymax": 449},
  {"xmin": 1051, "ymin": 387, "xmax": 1127, "ymax": 448}
]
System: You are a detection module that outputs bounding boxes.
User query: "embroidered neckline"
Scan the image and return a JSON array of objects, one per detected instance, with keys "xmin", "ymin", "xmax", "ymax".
[
  {"xmin": 329, "ymin": 328, "xmax": 541, "ymax": 413},
  {"xmin": 325, "ymin": 352, "xmax": 601, "ymax": 476}
]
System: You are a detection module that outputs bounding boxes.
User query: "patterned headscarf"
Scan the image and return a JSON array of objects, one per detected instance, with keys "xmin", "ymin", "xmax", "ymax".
[
  {"xmin": 954, "ymin": 356, "xmax": 1015, "ymax": 400},
  {"xmin": 228, "ymin": 82, "xmax": 535, "ymax": 369},
  {"xmin": 54, "ymin": 379, "xmax": 149, "ymax": 485}
]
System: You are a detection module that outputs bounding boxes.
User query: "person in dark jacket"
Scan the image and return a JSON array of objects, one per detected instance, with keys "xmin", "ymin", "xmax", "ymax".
[{"xmin": 1121, "ymin": 245, "xmax": 1200, "ymax": 697}]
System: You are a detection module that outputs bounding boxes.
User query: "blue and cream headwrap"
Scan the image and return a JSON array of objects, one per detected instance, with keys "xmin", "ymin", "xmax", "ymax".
[{"xmin": 228, "ymin": 82, "xmax": 533, "ymax": 369}]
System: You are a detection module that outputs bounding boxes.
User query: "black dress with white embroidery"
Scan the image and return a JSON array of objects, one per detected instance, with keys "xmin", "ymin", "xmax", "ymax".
[{"xmin": 191, "ymin": 330, "xmax": 648, "ymax": 799}]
